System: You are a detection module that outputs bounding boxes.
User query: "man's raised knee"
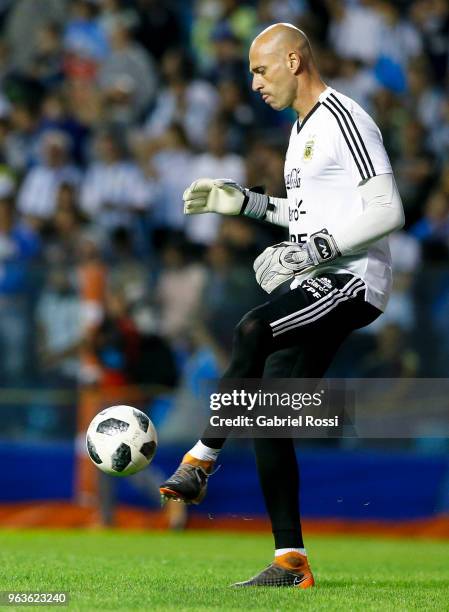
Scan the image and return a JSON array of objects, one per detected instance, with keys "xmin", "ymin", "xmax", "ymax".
[{"xmin": 234, "ymin": 313, "xmax": 272, "ymax": 349}]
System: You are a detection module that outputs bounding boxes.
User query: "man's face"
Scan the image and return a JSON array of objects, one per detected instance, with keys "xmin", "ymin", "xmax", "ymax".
[{"xmin": 249, "ymin": 43, "xmax": 296, "ymax": 111}]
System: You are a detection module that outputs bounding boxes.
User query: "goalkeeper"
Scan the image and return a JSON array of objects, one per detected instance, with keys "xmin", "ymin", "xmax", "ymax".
[{"xmin": 160, "ymin": 23, "xmax": 404, "ymax": 588}]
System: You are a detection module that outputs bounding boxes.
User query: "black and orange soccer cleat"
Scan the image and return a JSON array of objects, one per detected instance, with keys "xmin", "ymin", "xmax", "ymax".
[
  {"xmin": 159, "ymin": 453, "xmax": 214, "ymax": 505},
  {"xmin": 232, "ymin": 551, "xmax": 315, "ymax": 588}
]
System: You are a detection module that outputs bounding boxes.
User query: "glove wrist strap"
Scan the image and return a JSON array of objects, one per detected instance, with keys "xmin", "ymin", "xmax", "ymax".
[
  {"xmin": 241, "ymin": 188, "xmax": 270, "ymax": 219},
  {"xmin": 306, "ymin": 229, "xmax": 341, "ymax": 266}
]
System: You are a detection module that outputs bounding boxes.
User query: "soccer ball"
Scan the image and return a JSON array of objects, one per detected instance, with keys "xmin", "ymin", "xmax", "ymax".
[{"xmin": 86, "ymin": 405, "xmax": 157, "ymax": 476}]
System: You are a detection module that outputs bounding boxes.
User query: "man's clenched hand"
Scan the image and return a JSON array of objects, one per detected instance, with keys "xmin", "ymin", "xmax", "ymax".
[{"xmin": 183, "ymin": 178, "xmax": 246, "ymax": 216}]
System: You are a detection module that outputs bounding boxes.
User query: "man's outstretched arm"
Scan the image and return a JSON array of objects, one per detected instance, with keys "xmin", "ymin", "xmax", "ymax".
[{"xmin": 183, "ymin": 178, "xmax": 289, "ymax": 228}]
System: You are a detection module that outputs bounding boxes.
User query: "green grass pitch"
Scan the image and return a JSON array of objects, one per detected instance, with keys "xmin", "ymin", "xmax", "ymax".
[{"xmin": 1, "ymin": 530, "xmax": 449, "ymax": 610}]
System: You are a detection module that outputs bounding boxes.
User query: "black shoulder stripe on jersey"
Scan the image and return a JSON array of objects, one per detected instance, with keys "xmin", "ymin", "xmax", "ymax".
[
  {"xmin": 326, "ymin": 96, "xmax": 371, "ymax": 180},
  {"xmin": 322, "ymin": 101, "xmax": 366, "ymax": 180},
  {"xmin": 330, "ymin": 93, "xmax": 376, "ymax": 177}
]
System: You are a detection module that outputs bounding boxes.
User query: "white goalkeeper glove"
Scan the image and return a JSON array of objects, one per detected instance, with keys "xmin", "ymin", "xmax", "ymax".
[
  {"xmin": 254, "ymin": 229, "xmax": 341, "ymax": 294},
  {"xmin": 183, "ymin": 178, "xmax": 269, "ymax": 218}
]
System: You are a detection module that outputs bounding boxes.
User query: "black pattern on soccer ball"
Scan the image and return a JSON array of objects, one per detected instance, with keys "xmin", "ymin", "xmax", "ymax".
[
  {"xmin": 111, "ymin": 443, "xmax": 131, "ymax": 472},
  {"xmin": 140, "ymin": 441, "xmax": 156, "ymax": 460},
  {"xmin": 96, "ymin": 418, "xmax": 129, "ymax": 436},
  {"xmin": 133, "ymin": 409, "xmax": 149, "ymax": 433},
  {"xmin": 87, "ymin": 435, "xmax": 102, "ymax": 464}
]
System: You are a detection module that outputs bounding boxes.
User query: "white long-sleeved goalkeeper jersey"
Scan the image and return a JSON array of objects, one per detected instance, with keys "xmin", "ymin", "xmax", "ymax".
[{"xmin": 276, "ymin": 86, "xmax": 394, "ymax": 311}]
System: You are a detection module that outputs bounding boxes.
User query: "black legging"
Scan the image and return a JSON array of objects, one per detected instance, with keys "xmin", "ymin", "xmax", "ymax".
[{"xmin": 202, "ymin": 275, "xmax": 380, "ymax": 548}]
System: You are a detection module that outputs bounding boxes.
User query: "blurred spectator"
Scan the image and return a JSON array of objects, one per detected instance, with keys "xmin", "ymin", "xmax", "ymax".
[
  {"xmin": 45, "ymin": 183, "xmax": 86, "ymax": 267},
  {"xmin": 393, "ymin": 119, "xmax": 436, "ymax": 225},
  {"xmin": 429, "ymin": 97, "xmax": 449, "ymax": 160},
  {"xmin": 430, "ymin": 267, "xmax": 449, "ymax": 375},
  {"xmin": 406, "ymin": 61, "xmax": 444, "ymax": 133},
  {"xmin": 39, "ymin": 91, "xmax": 90, "ymax": 166},
  {"xmin": 410, "ymin": 190, "xmax": 449, "ymax": 260},
  {"xmin": 76, "ymin": 229, "xmax": 106, "ymax": 385},
  {"xmin": 92, "ymin": 288, "xmax": 141, "ymax": 388},
  {"xmin": 0, "ymin": 0, "xmax": 12, "ymax": 28},
  {"xmin": 192, "ymin": 0, "xmax": 257, "ymax": 70},
  {"xmin": 0, "ymin": 185, "xmax": 40, "ymax": 382},
  {"xmin": 94, "ymin": 280, "xmax": 179, "ymax": 390},
  {"xmin": 36, "ymin": 265, "xmax": 82, "ymax": 382},
  {"xmin": 63, "ymin": 0, "xmax": 108, "ymax": 67},
  {"xmin": 216, "ymin": 79, "xmax": 255, "ymax": 153},
  {"xmin": 315, "ymin": 45, "xmax": 340, "ymax": 80},
  {"xmin": 91, "ymin": 281, "xmax": 177, "ymax": 390},
  {"xmin": 358, "ymin": 323, "xmax": 419, "ymax": 377},
  {"xmin": 391, "ymin": 227, "xmax": 422, "ymax": 275},
  {"xmin": 147, "ymin": 123, "xmax": 194, "ymax": 238},
  {"xmin": 99, "ymin": 18, "xmax": 157, "ymax": 120},
  {"xmin": 107, "ymin": 226, "xmax": 149, "ymax": 308},
  {"xmin": 155, "ymin": 241, "xmax": 207, "ymax": 341},
  {"xmin": 98, "ymin": 0, "xmax": 140, "ymax": 34},
  {"xmin": 5, "ymin": 102, "xmax": 41, "ymax": 171},
  {"xmin": 80, "ymin": 129, "xmax": 153, "ymax": 231},
  {"xmin": 207, "ymin": 25, "xmax": 247, "ymax": 89},
  {"xmin": 100, "ymin": 74, "xmax": 140, "ymax": 128},
  {"xmin": 328, "ymin": 0, "xmax": 385, "ymax": 65},
  {"xmin": 145, "ymin": 48, "xmax": 218, "ymax": 148},
  {"xmin": 28, "ymin": 22, "xmax": 64, "ymax": 88},
  {"xmin": 132, "ymin": 326, "xmax": 179, "ymax": 390},
  {"xmin": 186, "ymin": 120, "xmax": 245, "ymax": 246},
  {"xmin": 0, "ymin": 111, "xmax": 9, "ymax": 159},
  {"xmin": 440, "ymin": 162, "xmax": 449, "ymax": 198},
  {"xmin": 410, "ymin": 0, "xmax": 449, "ymax": 83},
  {"xmin": 17, "ymin": 130, "xmax": 81, "ymax": 226},
  {"xmin": 63, "ymin": 74, "xmax": 104, "ymax": 128},
  {"xmin": 157, "ymin": 322, "xmax": 225, "ymax": 443},
  {"xmin": 373, "ymin": 2, "xmax": 422, "ymax": 93},
  {"xmin": 202, "ymin": 239, "xmax": 260, "ymax": 350},
  {"xmin": 219, "ymin": 216, "xmax": 261, "ymax": 267},
  {"xmin": 135, "ymin": 0, "xmax": 182, "ymax": 61},
  {"xmin": 365, "ymin": 230, "xmax": 421, "ymax": 334},
  {"xmin": 0, "ymin": 38, "xmax": 14, "ymax": 87},
  {"xmin": 245, "ymin": 140, "xmax": 287, "ymax": 199},
  {"xmin": 5, "ymin": 0, "xmax": 68, "ymax": 72}
]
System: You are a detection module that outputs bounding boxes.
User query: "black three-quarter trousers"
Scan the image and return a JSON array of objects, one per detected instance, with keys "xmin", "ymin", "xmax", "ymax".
[{"xmin": 202, "ymin": 272, "xmax": 381, "ymax": 549}]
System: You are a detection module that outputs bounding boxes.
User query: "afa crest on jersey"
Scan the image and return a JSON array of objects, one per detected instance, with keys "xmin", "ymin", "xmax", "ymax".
[{"xmin": 303, "ymin": 137, "xmax": 315, "ymax": 161}]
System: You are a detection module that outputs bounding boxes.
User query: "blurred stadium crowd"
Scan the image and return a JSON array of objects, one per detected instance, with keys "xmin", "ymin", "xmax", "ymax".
[{"xmin": 0, "ymin": 0, "xmax": 447, "ymax": 440}]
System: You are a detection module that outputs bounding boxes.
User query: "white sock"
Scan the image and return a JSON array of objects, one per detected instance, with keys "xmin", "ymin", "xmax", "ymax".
[
  {"xmin": 275, "ymin": 547, "xmax": 307, "ymax": 557},
  {"xmin": 188, "ymin": 440, "xmax": 221, "ymax": 462}
]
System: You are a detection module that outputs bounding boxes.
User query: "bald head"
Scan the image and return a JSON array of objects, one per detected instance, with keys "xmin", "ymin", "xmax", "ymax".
[
  {"xmin": 250, "ymin": 23, "xmax": 311, "ymax": 63},
  {"xmin": 249, "ymin": 23, "xmax": 323, "ymax": 115}
]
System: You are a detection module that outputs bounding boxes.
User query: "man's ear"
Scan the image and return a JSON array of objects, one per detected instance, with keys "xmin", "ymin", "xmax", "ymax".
[{"xmin": 288, "ymin": 52, "xmax": 300, "ymax": 74}]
